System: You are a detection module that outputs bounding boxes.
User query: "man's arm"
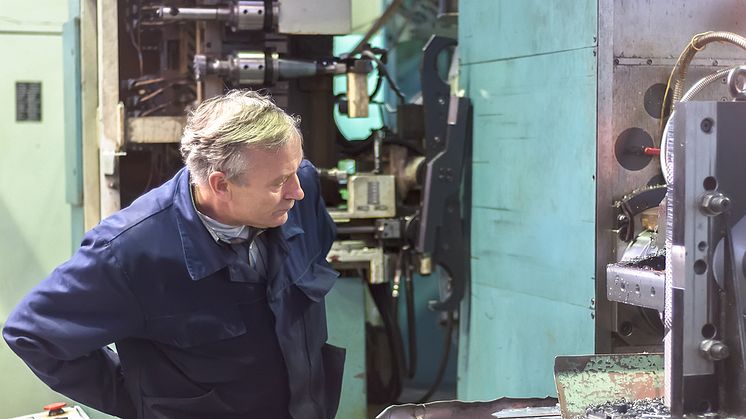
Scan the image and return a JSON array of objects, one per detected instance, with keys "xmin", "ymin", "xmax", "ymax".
[
  {"xmin": 2, "ymin": 232, "xmax": 144, "ymax": 418},
  {"xmin": 308, "ymin": 161, "xmax": 336, "ymax": 257}
]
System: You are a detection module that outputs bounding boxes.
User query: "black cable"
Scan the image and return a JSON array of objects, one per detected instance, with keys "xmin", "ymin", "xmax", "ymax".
[
  {"xmin": 404, "ymin": 250, "xmax": 417, "ymax": 379},
  {"xmin": 402, "ymin": 310, "xmax": 455, "ymax": 404},
  {"xmin": 124, "ymin": 0, "xmax": 144, "ymax": 76},
  {"xmin": 369, "ymin": 73, "xmax": 385, "ymax": 100},
  {"xmin": 360, "ymin": 50, "xmax": 406, "ymax": 104},
  {"xmin": 367, "ymin": 281, "xmax": 406, "ymax": 401}
]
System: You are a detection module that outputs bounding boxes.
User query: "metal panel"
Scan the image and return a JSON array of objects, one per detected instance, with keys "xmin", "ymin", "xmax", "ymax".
[
  {"xmin": 97, "ymin": 0, "xmax": 121, "ymax": 218},
  {"xmin": 63, "ymin": 18, "xmax": 82, "ymax": 207},
  {"xmin": 612, "ymin": 0, "xmax": 746, "ymax": 60},
  {"xmin": 62, "ymin": 16, "xmax": 84, "ymax": 249},
  {"xmin": 325, "ymin": 278, "xmax": 367, "ymax": 419},
  {"xmin": 278, "ymin": 0, "xmax": 351, "ymax": 35},
  {"xmin": 606, "ymin": 264, "xmax": 665, "ymax": 311},
  {"xmin": 595, "ymin": 0, "xmax": 746, "ymax": 353},
  {"xmin": 0, "ymin": 27, "xmax": 116, "ymax": 419},
  {"xmin": 126, "ymin": 116, "xmax": 186, "ymax": 144},
  {"xmin": 80, "ymin": 0, "xmax": 100, "ymax": 230},
  {"xmin": 458, "ymin": 284, "xmax": 594, "ymax": 400},
  {"xmin": 554, "ymin": 353, "xmax": 663, "ymax": 418},
  {"xmin": 459, "ymin": 0, "xmax": 596, "ymax": 65},
  {"xmin": 457, "ymin": 15, "xmax": 597, "ymax": 395},
  {"xmin": 0, "ymin": 1, "xmax": 66, "ymax": 34}
]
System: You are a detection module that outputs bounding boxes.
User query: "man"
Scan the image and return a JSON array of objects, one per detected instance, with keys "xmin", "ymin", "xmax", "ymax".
[{"xmin": 3, "ymin": 90, "xmax": 344, "ymax": 419}]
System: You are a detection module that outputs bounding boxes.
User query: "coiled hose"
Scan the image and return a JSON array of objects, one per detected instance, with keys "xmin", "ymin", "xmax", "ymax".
[{"xmin": 670, "ymin": 32, "xmax": 746, "ymax": 107}]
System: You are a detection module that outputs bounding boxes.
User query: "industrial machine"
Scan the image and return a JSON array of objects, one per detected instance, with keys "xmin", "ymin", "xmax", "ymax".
[
  {"xmin": 67, "ymin": 0, "xmax": 469, "ymax": 416},
  {"xmin": 601, "ymin": 30, "xmax": 746, "ymax": 416},
  {"xmin": 54, "ymin": 1, "xmax": 746, "ymax": 418}
]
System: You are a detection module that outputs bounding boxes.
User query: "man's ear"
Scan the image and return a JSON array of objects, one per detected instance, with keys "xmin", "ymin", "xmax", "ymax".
[{"xmin": 207, "ymin": 171, "xmax": 231, "ymax": 201}]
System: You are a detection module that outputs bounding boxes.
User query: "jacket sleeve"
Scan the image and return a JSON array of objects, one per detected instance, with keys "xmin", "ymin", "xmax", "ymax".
[
  {"xmin": 2, "ymin": 231, "xmax": 143, "ymax": 418},
  {"xmin": 310, "ymin": 162, "xmax": 336, "ymax": 258}
]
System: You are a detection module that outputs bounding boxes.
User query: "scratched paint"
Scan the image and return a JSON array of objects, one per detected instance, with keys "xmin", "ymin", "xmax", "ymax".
[{"xmin": 554, "ymin": 354, "xmax": 664, "ymax": 418}]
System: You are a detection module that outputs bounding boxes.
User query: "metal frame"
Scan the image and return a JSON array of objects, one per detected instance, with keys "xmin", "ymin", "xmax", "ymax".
[{"xmin": 595, "ymin": 0, "xmax": 746, "ymax": 353}]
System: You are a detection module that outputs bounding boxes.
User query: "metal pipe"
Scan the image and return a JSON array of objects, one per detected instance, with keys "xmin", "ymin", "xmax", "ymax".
[
  {"xmin": 349, "ymin": 0, "xmax": 405, "ymax": 55},
  {"xmin": 157, "ymin": 2, "xmax": 274, "ymax": 31},
  {"xmin": 670, "ymin": 31, "xmax": 746, "ymax": 108},
  {"xmin": 373, "ymin": 131, "xmax": 383, "ymax": 174},
  {"xmin": 336, "ymin": 225, "xmax": 377, "ymax": 235},
  {"xmin": 158, "ymin": 6, "xmax": 232, "ymax": 22},
  {"xmin": 195, "ymin": 52, "xmax": 345, "ymax": 85}
]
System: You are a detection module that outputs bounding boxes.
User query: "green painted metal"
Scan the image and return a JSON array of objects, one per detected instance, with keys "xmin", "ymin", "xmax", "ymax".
[
  {"xmin": 326, "ymin": 277, "xmax": 368, "ymax": 419},
  {"xmin": 457, "ymin": 0, "xmax": 597, "ymax": 400},
  {"xmin": 554, "ymin": 353, "xmax": 664, "ymax": 418},
  {"xmin": 62, "ymin": 16, "xmax": 85, "ymax": 247}
]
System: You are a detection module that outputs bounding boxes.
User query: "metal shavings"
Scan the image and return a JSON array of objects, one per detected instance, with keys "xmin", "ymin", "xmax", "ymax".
[{"xmin": 585, "ymin": 398, "xmax": 670, "ymax": 418}]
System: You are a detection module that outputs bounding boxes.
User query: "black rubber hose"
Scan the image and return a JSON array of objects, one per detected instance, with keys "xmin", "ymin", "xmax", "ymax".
[
  {"xmin": 360, "ymin": 50, "xmax": 406, "ymax": 104},
  {"xmin": 368, "ymin": 282, "xmax": 406, "ymax": 401},
  {"xmin": 406, "ymin": 310, "xmax": 455, "ymax": 404},
  {"xmin": 404, "ymin": 252, "xmax": 417, "ymax": 379}
]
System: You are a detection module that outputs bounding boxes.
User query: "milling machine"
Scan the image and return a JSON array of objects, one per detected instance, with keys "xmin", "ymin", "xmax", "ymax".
[{"xmin": 600, "ymin": 38, "xmax": 746, "ymax": 416}]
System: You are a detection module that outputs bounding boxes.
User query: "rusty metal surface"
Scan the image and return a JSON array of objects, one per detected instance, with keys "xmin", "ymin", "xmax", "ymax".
[
  {"xmin": 376, "ymin": 397, "xmax": 558, "ymax": 419},
  {"xmin": 554, "ymin": 354, "xmax": 663, "ymax": 418}
]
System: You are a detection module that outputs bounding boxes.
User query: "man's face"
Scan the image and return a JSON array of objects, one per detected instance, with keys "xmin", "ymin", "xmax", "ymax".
[{"xmin": 224, "ymin": 139, "xmax": 305, "ymax": 228}]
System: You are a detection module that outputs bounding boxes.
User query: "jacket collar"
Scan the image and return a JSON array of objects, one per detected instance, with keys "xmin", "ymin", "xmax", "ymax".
[{"xmin": 172, "ymin": 168, "xmax": 305, "ymax": 281}]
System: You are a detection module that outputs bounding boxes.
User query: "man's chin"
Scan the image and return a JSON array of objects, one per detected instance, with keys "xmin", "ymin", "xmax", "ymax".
[{"xmin": 268, "ymin": 212, "xmax": 289, "ymax": 228}]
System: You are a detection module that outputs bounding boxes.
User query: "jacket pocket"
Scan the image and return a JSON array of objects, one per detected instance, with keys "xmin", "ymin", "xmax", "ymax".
[
  {"xmin": 142, "ymin": 388, "xmax": 237, "ymax": 419},
  {"xmin": 148, "ymin": 304, "xmax": 247, "ymax": 348},
  {"xmin": 322, "ymin": 343, "xmax": 346, "ymax": 418},
  {"xmin": 295, "ymin": 261, "xmax": 340, "ymax": 302}
]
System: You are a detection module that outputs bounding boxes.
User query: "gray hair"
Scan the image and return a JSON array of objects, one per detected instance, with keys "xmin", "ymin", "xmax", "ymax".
[{"xmin": 180, "ymin": 89, "xmax": 302, "ymax": 185}]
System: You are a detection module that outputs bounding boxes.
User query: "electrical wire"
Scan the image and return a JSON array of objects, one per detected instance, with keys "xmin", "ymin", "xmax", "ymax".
[
  {"xmin": 399, "ymin": 310, "xmax": 455, "ymax": 404},
  {"xmin": 360, "ymin": 50, "xmax": 406, "ymax": 104},
  {"xmin": 403, "ymin": 249, "xmax": 417, "ymax": 379},
  {"xmin": 367, "ymin": 280, "xmax": 406, "ymax": 402},
  {"xmin": 658, "ymin": 32, "xmax": 708, "ymax": 145},
  {"xmin": 659, "ymin": 32, "xmax": 746, "ymax": 143},
  {"xmin": 124, "ymin": 0, "xmax": 145, "ymax": 76}
]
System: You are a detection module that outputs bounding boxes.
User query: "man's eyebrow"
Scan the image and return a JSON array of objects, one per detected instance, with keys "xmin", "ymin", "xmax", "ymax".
[
  {"xmin": 269, "ymin": 174, "xmax": 289, "ymax": 183},
  {"xmin": 269, "ymin": 158, "xmax": 303, "ymax": 183},
  {"xmin": 270, "ymin": 170, "xmax": 294, "ymax": 183}
]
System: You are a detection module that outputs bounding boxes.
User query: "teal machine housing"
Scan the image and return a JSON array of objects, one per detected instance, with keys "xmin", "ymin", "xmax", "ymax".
[{"xmin": 457, "ymin": 0, "xmax": 597, "ymax": 399}]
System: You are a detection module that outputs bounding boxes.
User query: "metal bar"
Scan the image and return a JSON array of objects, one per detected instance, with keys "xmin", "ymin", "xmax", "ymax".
[
  {"xmin": 349, "ymin": 0, "xmax": 404, "ymax": 56},
  {"xmin": 606, "ymin": 264, "xmax": 665, "ymax": 311},
  {"xmin": 81, "ymin": 0, "xmax": 100, "ymax": 228},
  {"xmin": 97, "ymin": 0, "xmax": 121, "ymax": 217}
]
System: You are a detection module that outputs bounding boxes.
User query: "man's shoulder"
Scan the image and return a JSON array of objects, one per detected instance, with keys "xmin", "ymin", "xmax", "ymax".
[
  {"xmin": 90, "ymin": 174, "xmax": 181, "ymax": 245},
  {"xmin": 297, "ymin": 159, "xmax": 318, "ymax": 181}
]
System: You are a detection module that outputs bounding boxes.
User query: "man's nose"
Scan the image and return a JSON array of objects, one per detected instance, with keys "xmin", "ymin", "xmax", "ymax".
[{"xmin": 284, "ymin": 174, "xmax": 304, "ymax": 201}]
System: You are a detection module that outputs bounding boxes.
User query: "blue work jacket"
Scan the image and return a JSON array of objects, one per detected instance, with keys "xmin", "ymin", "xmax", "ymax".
[{"xmin": 3, "ymin": 160, "xmax": 344, "ymax": 419}]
